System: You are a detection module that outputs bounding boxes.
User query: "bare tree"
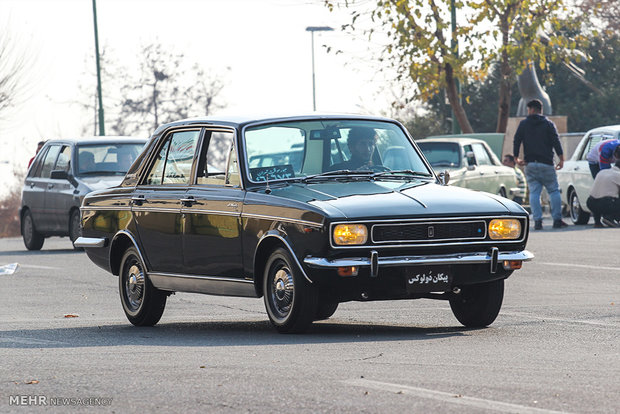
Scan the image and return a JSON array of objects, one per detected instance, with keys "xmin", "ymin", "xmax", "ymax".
[
  {"xmin": 0, "ymin": 28, "xmax": 34, "ymax": 123},
  {"xmin": 115, "ymin": 42, "xmax": 227, "ymax": 136}
]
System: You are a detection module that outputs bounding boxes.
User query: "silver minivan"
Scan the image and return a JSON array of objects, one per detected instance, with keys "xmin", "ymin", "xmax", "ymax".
[{"xmin": 20, "ymin": 136, "xmax": 147, "ymax": 250}]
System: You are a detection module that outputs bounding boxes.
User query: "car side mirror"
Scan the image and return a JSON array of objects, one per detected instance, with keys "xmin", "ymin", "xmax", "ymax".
[
  {"xmin": 466, "ymin": 151, "xmax": 476, "ymax": 170},
  {"xmin": 50, "ymin": 170, "xmax": 68, "ymax": 180},
  {"xmin": 438, "ymin": 170, "xmax": 450, "ymax": 185},
  {"xmin": 50, "ymin": 169, "xmax": 78, "ymax": 187}
]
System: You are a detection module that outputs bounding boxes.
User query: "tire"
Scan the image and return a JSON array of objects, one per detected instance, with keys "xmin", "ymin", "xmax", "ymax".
[
  {"xmin": 21, "ymin": 209, "xmax": 44, "ymax": 251},
  {"xmin": 263, "ymin": 247, "xmax": 318, "ymax": 333},
  {"xmin": 314, "ymin": 300, "xmax": 339, "ymax": 321},
  {"xmin": 119, "ymin": 247, "xmax": 167, "ymax": 326},
  {"xmin": 69, "ymin": 209, "xmax": 83, "ymax": 250},
  {"xmin": 449, "ymin": 279, "xmax": 504, "ymax": 328},
  {"xmin": 569, "ymin": 190, "xmax": 590, "ymax": 225}
]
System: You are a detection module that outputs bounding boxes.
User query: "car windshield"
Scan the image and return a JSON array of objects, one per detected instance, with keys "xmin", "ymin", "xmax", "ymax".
[
  {"xmin": 243, "ymin": 119, "xmax": 431, "ymax": 182},
  {"xmin": 417, "ymin": 141, "xmax": 461, "ymax": 168},
  {"xmin": 77, "ymin": 143, "xmax": 146, "ymax": 176}
]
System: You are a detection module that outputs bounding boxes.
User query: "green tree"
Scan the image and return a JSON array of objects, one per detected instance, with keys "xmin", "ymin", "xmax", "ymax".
[
  {"xmin": 543, "ymin": 34, "xmax": 620, "ymax": 131},
  {"xmin": 326, "ymin": 0, "xmax": 584, "ymax": 133}
]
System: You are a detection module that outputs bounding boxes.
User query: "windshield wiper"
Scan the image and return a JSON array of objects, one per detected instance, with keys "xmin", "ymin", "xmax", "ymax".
[
  {"xmin": 371, "ymin": 170, "xmax": 433, "ymax": 180},
  {"xmin": 301, "ymin": 169, "xmax": 373, "ymax": 182}
]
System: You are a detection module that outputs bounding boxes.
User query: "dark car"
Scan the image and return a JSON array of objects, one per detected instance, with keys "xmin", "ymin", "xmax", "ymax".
[
  {"xmin": 21, "ymin": 136, "xmax": 147, "ymax": 250},
  {"xmin": 75, "ymin": 115, "xmax": 533, "ymax": 333}
]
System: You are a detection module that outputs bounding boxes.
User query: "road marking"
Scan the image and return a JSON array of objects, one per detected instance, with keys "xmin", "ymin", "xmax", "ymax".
[
  {"xmin": 343, "ymin": 378, "xmax": 571, "ymax": 414},
  {"xmin": 536, "ymin": 262, "xmax": 618, "ymax": 272},
  {"xmin": 502, "ymin": 312, "xmax": 619, "ymax": 327},
  {"xmin": 17, "ymin": 264, "xmax": 59, "ymax": 270}
]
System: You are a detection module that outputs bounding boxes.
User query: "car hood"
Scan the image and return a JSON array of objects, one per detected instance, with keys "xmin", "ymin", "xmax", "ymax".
[
  {"xmin": 268, "ymin": 180, "xmax": 522, "ymax": 220},
  {"xmin": 78, "ymin": 176, "xmax": 124, "ymax": 191}
]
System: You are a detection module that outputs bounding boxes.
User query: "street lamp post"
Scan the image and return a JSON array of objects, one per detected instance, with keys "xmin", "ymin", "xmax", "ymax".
[
  {"xmin": 92, "ymin": 0, "xmax": 105, "ymax": 136},
  {"xmin": 305, "ymin": 26, "xmax": 333, "ymax": 111}
]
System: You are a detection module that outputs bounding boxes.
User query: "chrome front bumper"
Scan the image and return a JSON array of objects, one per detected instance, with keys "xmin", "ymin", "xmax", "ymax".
[
  {"xmin": 73, "ymin": 237, "xmax": 107, "ymax": 248},
  {"xmin": 304, "ymin": 250, "xmax": 534, "ymax": 276}
]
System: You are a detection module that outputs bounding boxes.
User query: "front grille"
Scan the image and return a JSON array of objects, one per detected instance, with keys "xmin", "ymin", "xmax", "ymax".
[{"xmin": 372, "ymin": 220, "xmax": 487, "ymax": 243}]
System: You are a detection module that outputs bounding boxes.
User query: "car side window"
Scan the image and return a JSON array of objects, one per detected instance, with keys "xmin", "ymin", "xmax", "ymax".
[
  {"xmin": 54, "ymin": 145, "xmax": 72, "ymax": 173},
  {"xmin": 196, "ymin": 131, "xmax": 237, "ymax": 186},
  {"xmin": 28, "ymin": 146, "xmax": 49, "ymax": 178},
  {"xmin": 163, "ymin": 131, "xmax": 200, "ymax": 185},
  {"xmin": 579, "ymin": 134, "xmax": 602, "ymax": 160},
  {"xmin": 472, "ymin": 143, "xmax": 492, "ymax": 166},
  {"xmin": 144, "ymin": 130, "xmax": 200, "ymax": 185},
  {"xmin": 39, "ymin": 145, "xmax": 62, "ymax": 179}
]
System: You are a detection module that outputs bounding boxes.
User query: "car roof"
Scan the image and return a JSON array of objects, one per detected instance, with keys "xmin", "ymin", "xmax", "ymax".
[
  {"xmin": 152, "ymin": 113, "xmax": 399, "ymax": 134},
  {"xmin": 585, "ymin": 125, "xmax": 620, "ymax": 135},
  {"xmin": 42, "ymin": 136, "xmax": 148, "ymax": 145},
  {"xmin": 417, "ymin": 137, "xmax": 488, "ymax": 145}
]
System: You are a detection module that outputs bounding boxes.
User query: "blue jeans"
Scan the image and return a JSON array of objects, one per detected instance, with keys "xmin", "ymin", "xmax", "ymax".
[{"xmin": 525, "ymin": 162, "xmax": 562, "ymax": 221}]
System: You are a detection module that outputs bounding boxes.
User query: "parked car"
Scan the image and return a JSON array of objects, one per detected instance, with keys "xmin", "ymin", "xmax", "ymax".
[
  {"xmin": 558, "ymin": 125, "xmax": 620, "ymax": 224},
  {"xmin": 75, "ymin": 115, "xmax": 533, "ymax": 333},
  {"xmin": 20, "ymin": 137, "xmax": 148, "ymax": 250},
  {"xmin": 417, "ymin": 137, "xmax": 525, "ymax": 202}
]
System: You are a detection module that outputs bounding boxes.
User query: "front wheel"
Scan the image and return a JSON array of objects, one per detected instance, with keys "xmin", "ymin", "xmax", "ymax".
[
  {"xmin": 449, "ymin": 279, "xmax": 504, "ymax": 327},
  {"xmin": 119, "ymin": 247, "xmax": 167, "ymax": 326},
  {"xmin": 21, "ymin": 209, "xmax": 44, "ymax": 251},
  {"xmin": 569, "ymin": 190, "xmax": 590, "ymax": 225},
  {"xmin": 263, "ymin": 247, "xmax": 318, "ymax": 333},
  {"xmin": 314, "ymin": 300, "xmax": 339, "ymax": 321}
]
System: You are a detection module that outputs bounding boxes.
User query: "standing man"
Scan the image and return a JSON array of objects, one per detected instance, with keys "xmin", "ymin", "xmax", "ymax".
[
  {"xmin": 28, "ymin": 140, "xmax": 45, "ymax": 168},
  {"xmin": 513, "ymin": 99, "xmax": 568, "ymax": 230}
]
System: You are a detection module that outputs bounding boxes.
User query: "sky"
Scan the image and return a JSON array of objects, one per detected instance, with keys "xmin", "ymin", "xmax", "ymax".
[{"xmin": 0, "ymin": 0, "xmax": 393, "ymax": 192}]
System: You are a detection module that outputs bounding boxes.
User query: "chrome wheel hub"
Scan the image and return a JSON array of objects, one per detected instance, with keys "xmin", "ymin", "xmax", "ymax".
[
  {"xmin": 271, "ymin": 267, "xmax": 294, "ymax": 317},
  {"xmin": 125, "ymin": 264, "xmax": 144, "ymax": 311}
]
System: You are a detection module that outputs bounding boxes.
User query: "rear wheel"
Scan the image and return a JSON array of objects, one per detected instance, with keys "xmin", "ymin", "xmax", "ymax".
[
  {"xmin": 263, "ymin": 247, "xmax": 318, "ymax": 333},
  {"xmin": 119, "ymin": 247, "xmax": 167, "ymax": 326},
  {"xmin": 449, "ymin": 279, "xmax": 504, "ymax": 327},
  {"xmin": 21, "ymin": 209, "xmax": 44, "ymax": 251},
  {"xmin": 69, "ymin": 209, "xmax": 83, "ymax": 250},
  {"xmin": 569, "ymin": 190, "xmax": 590, "ymax": 225}
]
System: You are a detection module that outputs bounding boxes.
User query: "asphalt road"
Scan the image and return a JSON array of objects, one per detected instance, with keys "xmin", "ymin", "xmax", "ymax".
[{"xmin": 1, "ymin": 218, "xmax": 618, "ymax": 413}]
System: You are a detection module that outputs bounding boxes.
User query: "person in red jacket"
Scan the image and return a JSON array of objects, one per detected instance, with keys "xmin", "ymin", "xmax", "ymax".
[{"xmin": 27, "ymin": 141, "xmax": 46, "ymax": 168}]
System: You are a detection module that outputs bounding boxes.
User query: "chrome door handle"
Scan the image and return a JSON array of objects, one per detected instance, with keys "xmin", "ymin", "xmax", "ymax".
[
  {"xmin": 180, "ymin": 197, "xmax": 196, "ymax": 205},
  {"xmin": 574, "ymin": 167, "xmax": 579, "ymax": 171},
  {"xmin": 30, "ymin": 183, "xmax": 35, "ymax": 188},
  {"xmin": 48, "ymin": 184, "xmax": 54, "ymax": 189},
  {"xmin": 131, "ymin": 195, "xmax": 146, "ymax": 205}
]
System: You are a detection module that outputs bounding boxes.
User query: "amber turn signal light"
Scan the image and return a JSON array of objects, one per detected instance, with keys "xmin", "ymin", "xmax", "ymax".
[{"xmin": 337, "ymin": 266, "xmax": 359, "ymax": 277}]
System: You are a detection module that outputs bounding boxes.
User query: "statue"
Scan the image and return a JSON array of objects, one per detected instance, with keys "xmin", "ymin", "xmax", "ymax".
[{"xmin": 516, "ymin": 62, "xmax": 552, "ymax": 116}]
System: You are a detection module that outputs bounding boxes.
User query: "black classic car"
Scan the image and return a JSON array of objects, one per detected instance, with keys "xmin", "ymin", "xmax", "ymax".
[{"xmin": 75, "ymin": 115, "xmax": 533, "ymax": 333}]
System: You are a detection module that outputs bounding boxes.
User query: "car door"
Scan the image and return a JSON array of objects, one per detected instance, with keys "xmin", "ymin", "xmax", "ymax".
[
  {"xmin": 23, "ymin": 146, "xmax": 50, "ymax": 230},
  {"xmin": 31, "ymin": 145, "xmax": 62, "ymax": 232},
  {"xmin": 571, "ymin": 133, "xmax": 604, "ymax": 207},
  {"xmin": 132, "ymin": 129, "xmax": 200, "ymax": 273},
  {"xmin": 470, "ymin": 142, "xmax": 499, "ymax": 193},
  {"xmin": 182, "ymin": 129, "xmax": 245, "ymax": 279},
  {"xmin": 45, "ymin": 144, "xmax": 75, "ymax": 232}
]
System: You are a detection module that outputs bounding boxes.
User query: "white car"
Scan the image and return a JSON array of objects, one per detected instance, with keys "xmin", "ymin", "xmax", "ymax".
[
  {"xmin": 558, "ymin": 125, "xmax": 620, "ymax": 224},
  {"xmin": 418, "ymin": 137, "xmax": 524, "ymax": 201}
]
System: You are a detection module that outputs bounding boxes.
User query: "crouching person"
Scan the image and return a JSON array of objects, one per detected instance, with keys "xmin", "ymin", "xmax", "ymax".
[{"xmin": 587, "ymin": 146, "xmax": 620, "ymax": 228}]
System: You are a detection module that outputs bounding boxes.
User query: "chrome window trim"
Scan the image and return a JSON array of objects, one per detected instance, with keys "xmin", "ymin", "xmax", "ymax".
[
  {"xmin": 371, "ymin": 220, "xmax": 488, "ymax": 244},
  {"xmin": 329, "ymin": 215, "xmax": 527, "ymax": 249},
  {"xmin": 242, "ymin": 213, "xmax": 323, "ymax": 228}
]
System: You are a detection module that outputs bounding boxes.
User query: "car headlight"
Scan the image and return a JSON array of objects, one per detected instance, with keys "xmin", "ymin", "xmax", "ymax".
[
  {"xmin": 488, "ymin": 219, "xmax": 521, "ymax": 240},
  {"xmin": 333, "ymin": 224, "xmax": 368, "ymax": 245}
]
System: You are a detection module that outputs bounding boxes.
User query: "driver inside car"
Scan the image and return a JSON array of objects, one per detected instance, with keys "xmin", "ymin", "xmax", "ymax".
[{"xmin": 329, "ymin": 126, "xmax": 383, "ymax": 171}]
